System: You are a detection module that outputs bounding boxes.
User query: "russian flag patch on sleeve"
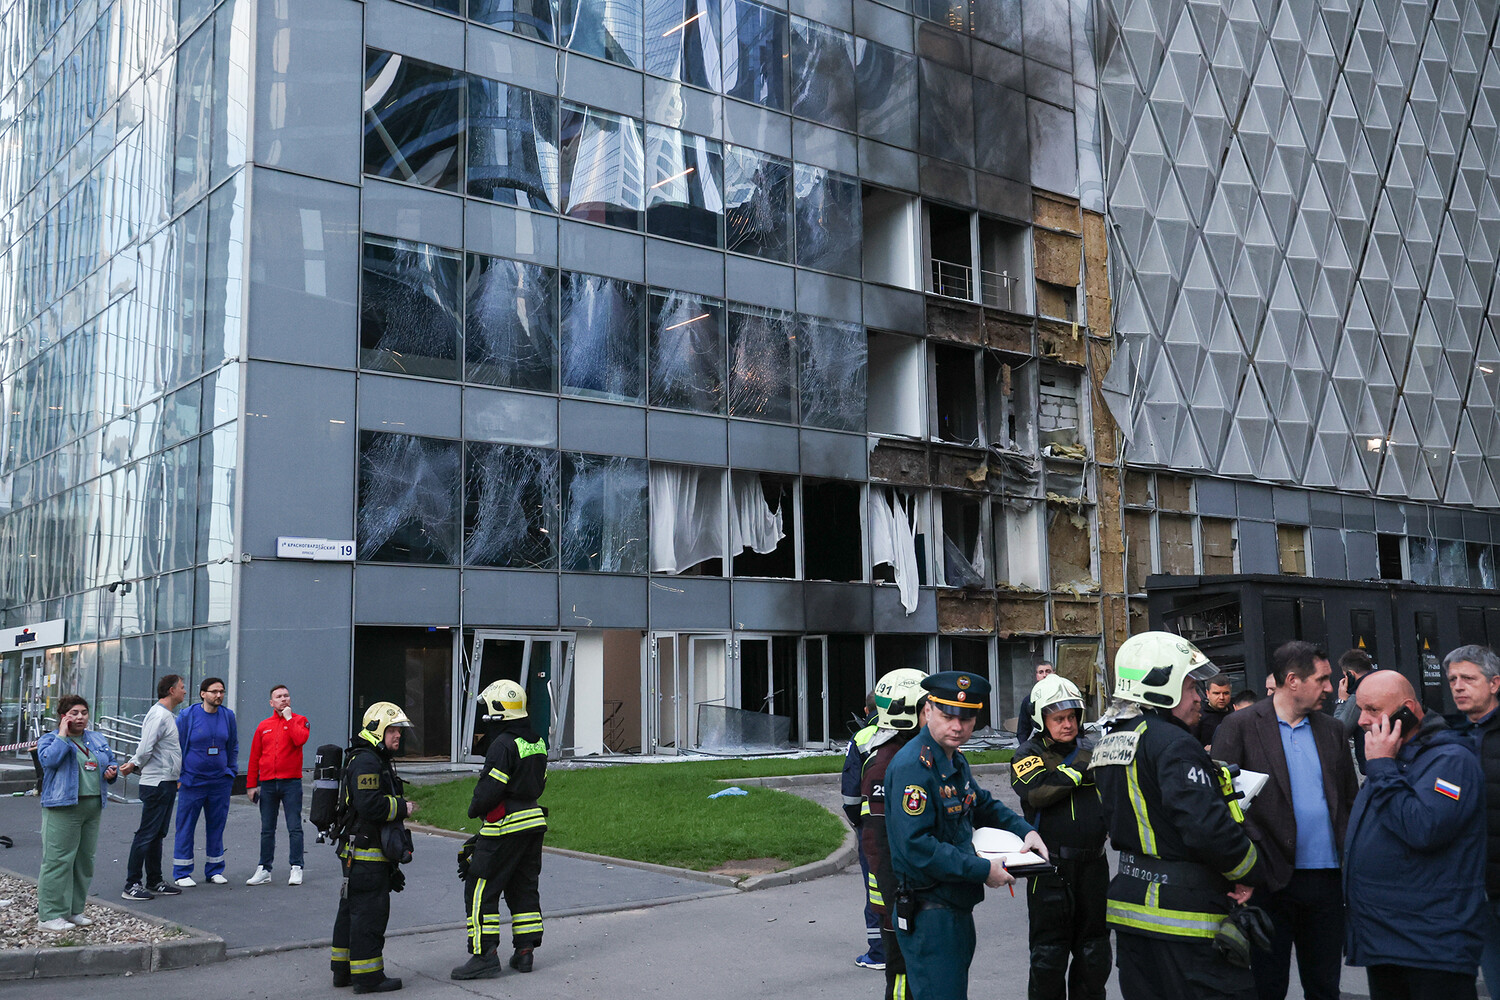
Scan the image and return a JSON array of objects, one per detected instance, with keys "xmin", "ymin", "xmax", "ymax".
[{"xmin": 1435, "ymin": 778, "xmax": 1461, "ymax": 801}]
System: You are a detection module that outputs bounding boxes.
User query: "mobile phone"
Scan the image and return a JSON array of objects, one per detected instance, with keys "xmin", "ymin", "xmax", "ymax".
[{"xmin": 1387, "ymin": 705, "xmax": 1420, "ymax": 735}]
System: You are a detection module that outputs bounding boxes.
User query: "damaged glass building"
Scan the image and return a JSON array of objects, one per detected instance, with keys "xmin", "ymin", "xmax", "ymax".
[{"xmin": 9, "ymin": 0, "xmax": 1496, "ymax": 760}]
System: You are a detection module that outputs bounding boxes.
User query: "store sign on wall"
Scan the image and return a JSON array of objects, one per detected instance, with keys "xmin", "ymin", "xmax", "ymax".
[
  {"xmin": 3, "ymin": 619, "xmax": 66, "ymax": 649},
  {"xmin": 277, "ymin": 537, "xmax": 356, "ymax": 562}
]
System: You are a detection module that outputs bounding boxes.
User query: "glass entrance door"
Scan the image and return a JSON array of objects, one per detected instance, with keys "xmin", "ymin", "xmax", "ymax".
[
  {"xmin": 799, "ymin": 635, "xmax": 829, "ymax": 747},
  {"xmin": 647, "ymin": 633, "xmax": 729, "ymax": 753},
  {"xmin": 461, "ymin": 631, "xmax": 575, "ymax": 761},
  {"xmin": 18, "ymin": 650, "xmax": 48, "ymax": 750}
]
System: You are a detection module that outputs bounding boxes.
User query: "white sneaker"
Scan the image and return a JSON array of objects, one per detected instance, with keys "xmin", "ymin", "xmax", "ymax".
[
  {"xmin": 288, "ymin": 865, "xmax": 303, "ymax": 886},
  {"xmin": 208, "ymin": 873, "xmax": 229, "ymax": 885},
  {"xmin": 174, "ymin": 876, "xmax": 197, "ymax": 888},
  {"xmin": 246, "ymin": 866, "xmax": 273, "ymax": 886},
  {"xmin": 37, "ymin": 917, "xmax": 73, "ymax": 932},
  {"xmin": 67, "ymin": 913, "xmax": 93, "ymax": 927}
]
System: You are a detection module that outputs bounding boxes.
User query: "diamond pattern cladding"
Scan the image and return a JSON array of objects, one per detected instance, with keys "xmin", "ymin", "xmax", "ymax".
[{"xmin": 1098, "ymin": 0, "xmax": 1500, "ymax": 508}]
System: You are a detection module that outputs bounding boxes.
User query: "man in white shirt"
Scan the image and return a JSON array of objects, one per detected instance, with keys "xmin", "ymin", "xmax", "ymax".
[{"xmin": 119, "ymin": 674, "xmax": 186, "ymax": 901}]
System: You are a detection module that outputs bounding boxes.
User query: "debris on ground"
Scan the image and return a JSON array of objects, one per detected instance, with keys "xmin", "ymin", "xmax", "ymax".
[{"xmin": 0, "ymin": 872, "xmax": 184, "ymax": 951}]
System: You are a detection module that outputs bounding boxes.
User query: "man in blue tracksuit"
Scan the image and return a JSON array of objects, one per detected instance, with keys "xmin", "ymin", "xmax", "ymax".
[
  {"xmin": 841, "ymin": 695, "xmax": 882, "ymax": 970},
  {"xmin": 1344, "ymin": 670, "xmax": 1485, "ymax": 1000},
  {"xmin": 886, "ymin": 671, "xmax": 1047, "ymax": 1000},
  {"xmin": 173, "ymin": 676, "xmax": 238, "ymax": 886}
]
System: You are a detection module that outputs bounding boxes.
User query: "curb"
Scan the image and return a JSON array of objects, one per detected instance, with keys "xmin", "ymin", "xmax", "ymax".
[
  {"xmin": 0, "ymin": 867, "xmax": 225, "ymax": 980},
  {"xmin": 739, "ymin": 826, "xmax": 858, "ymax": 890}
]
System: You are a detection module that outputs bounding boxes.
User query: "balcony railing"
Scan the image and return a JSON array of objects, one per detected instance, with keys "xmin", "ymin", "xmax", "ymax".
[{"xmin": 930, "ymin": 259, "xmax": 1019, "ymax": 312}]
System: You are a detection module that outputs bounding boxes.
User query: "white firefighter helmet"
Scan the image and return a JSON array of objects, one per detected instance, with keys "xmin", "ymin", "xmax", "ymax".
[
  {"xmin": 478, "ymin": 678, "xmax": 528, "ymax": 721},
  {"xmin": 873, "ymin": 668, "xmax": 926, "ymax": 731},
  {"xmin": 1030, "ymin": 674, "xmax": 1086, "ymax": 729},
  {"xmin": 361, "ymin": 701, "xmax": 413, "ymax": 743},
  {"xmin": 1112, "ymin": 631, "xmax": 1218, "ymax": 710}
]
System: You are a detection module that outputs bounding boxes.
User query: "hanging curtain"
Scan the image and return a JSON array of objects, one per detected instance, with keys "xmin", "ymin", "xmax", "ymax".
[
  {"xmin": 649, "ymin": 466, "xmax": 726, "ymax": 573},
  {"xmin": 869, "ymin": 487, "xmax": 919, "ymax": 614},
  {"xmin": 729, "ymin": 471, "xmax": 784, "ymax": 556}
]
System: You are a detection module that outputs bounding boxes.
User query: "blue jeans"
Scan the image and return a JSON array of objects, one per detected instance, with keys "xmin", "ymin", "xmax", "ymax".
[
  {"xmin": 125, "ymin": 781, "xmax": 177, "ymax": 887},
  {"xmin": 257, "ymin": 778, "xmax": 305, "ymax": 869},
  {"xmin": 1481, "ymin": 897, "xmax": 1500, "ymax": 998}
]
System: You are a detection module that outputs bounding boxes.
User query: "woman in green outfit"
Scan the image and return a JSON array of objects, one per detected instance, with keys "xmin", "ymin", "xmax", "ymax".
[{"xmin": 36, "ymin": 695, "xmax": 118, "ymax": 931}]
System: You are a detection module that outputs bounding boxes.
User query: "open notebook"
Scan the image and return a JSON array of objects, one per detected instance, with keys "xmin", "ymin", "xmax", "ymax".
[{"xmin": 972, "ymin": 828, "xmax": 1056, "ymax": 876}]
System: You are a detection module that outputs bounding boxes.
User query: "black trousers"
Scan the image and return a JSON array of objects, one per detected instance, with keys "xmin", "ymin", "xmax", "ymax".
[
  {"xmin": 1367, "ymin": 965, "xmax": 1479, "ymax": 1000},
  {"xmin": 1117, "ymin": 932, "xmax": 1256, "ymax": 1000},
  {"xmin": 331, "ymin": 859, "xmax": 393, "ymax": 984},
  {"xmin": 1027, "ymin": 854, "xmax": 1111, "ymax": 1000},
  {"xmin": 1252, "ymin": 868, "xmax": 1344, "ymax": 1000},
  {"xmin": 124, "ymin": 781, "xmax": 176, "ymax": 888},
  {"xmin": 880, "ymin": 923, "xmax": 911, "ymax": 999},
  {"xmin": 463, "ymin": 829, "xmax": 544, "ymax": 954}
]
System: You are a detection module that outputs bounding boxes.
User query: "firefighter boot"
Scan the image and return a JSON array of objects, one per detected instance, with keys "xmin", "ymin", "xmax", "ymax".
[
  {"xmin": 451, "ymin": 948, "xmax": 502, "ymax": 980},
  {"xmin": 509, "ymin": 947, "xmax": 535, "ymax": 973}
]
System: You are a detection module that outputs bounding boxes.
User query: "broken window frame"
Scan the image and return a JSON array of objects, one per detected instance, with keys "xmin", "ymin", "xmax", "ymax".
[
  {"xmin": 729, "ymin": 472, "xmax": 797, "ymax": 579},
  {"xmin": 977, "ymin": 214, "xmax": 1030, "ymax": 314},
  {"xmin": 648, "ymin": 462, "xmax": 728, "ymax": 576},
  {"xmin": 937, "ymin": 489, "xmax": 987, "ymax": 590},
  {"xmin": 991, "ymin": 498, "xmax": 1044, "ymax": 592},
  {"xmin": 1046, "ymin": 497, "xmax": 1096, "ymax": 594},
  {"xmin": 866, "ymin": 330, "xmax": 925, "ymax": 438},
  {"xmin": 984, "ymin": 353, "xmax": 1035, "ymax": 452},
  {"xmin": 1037, "ymin": 364, "xmax": 1084, "ymax": 456},
  {"xmin": 870, "ymin": 485, "xmax": 931, "ymax": 590},
  {"xmin": 801, "ymin": 478, "xmax": 866, "ymax": 583}
]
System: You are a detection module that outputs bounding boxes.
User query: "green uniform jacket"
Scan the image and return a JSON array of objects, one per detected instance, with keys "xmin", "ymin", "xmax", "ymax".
[
  {"xmin": 886, "ymin": 726, "xmax": 1034, "ymax": 910},
  {"xmin": 1094, "ymin": 710, "xmax": 1264, "ymax": 940}
]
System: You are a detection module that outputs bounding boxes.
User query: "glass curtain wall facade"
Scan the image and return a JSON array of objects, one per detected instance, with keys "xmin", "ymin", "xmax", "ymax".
[{"xmin": 3, "ymin": 0, "xmax": 1124, "ymax": 760}]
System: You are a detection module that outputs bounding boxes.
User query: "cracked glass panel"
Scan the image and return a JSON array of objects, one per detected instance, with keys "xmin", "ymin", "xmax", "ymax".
[
  {"xmin": 799, "ymin": 316, "xmax": 865, "ymax": 432},
  {"xmin": 363, "ymin": 50, "xmax": 463, "ymax": 192},
  {"xmin": 560, "ymin": 102, "xmax": 645, "ymax": 230},
  {"xmin": 467, "ymin": 78, "xmax": 559, "ymax": 212},
  {"xmin": 644, "ymin": 0, "xmax": 722, "ymax": 92},
  {"xmin": 728, "ymin": 303, "xmax": 795, "ymax": 423},
  {"xmin": 465, "ymin": 253, "xmax": 558, "ymax": 392},
  {"xmin": 361, "ymin": 236, "xmax": 463, "ymax": 380},
  {"xmin": 855, "ymin": 38, "xmax": 916, "ymax": 150},
  {"xmin": 649, "ymin": 290, "xmax": 726, "ymax": 413},
  {"xmin": 558, "ymin": 1, "xmax": 644, "ymax": 68},
  {"xmin": 722, "ymin": 0, "xmax": 787, "ymax": 111},
  {"xmin": 470, "ymin": 1, "xmax": 558, "ymax": 43},
  {"xmin": 562, "ymin": 453, "xmax": 649, "ymax": 573},
  {"xmin": 561, "ymin": 272, "xmax": 646, "ymax": 402},
  {"xmin": 790, "ymin": 15, "xmax": 855, "ymax": 131},
  {"xmin": 646, "ymin": 125, "xmax": 725, "ymax": 248},
  {"xmin": 465, "ymin": 443, "xmax": 560, "ymax": 568},
  {"xmin": 358, "ymin": 432, "xmax": 462, "ymax": 564},
  {"xmin": 794, "ymin": 164, "xmax": 861, "ymax": 277},
  {"xmin": 724, "ymin": 144, "xmax": 792, "ymax": 262}
]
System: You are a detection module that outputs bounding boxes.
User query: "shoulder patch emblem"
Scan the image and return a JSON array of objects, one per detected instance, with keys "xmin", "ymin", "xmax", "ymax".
[
  {"xmin": 357, "ymin": 773, "xmax": 380, "ymax": 790},
  {"xmin": 1435, "ymin": 778, "xmax": 1461, "ymax": 800},
  {"xmin": 902, "ymin": 785, "xmax": 928, "ymax": 815},
  {"xmin": 1012, "ymin": 756, "xmax": 1045, "ymax": 780}
]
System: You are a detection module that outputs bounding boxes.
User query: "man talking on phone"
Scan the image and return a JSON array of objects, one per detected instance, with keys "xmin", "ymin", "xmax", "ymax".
[{"xmin": 1343, "ymin": 670, "xmax": 1485, "ymax": 1000}]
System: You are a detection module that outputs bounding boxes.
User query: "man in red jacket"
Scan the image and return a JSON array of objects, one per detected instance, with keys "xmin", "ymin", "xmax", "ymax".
[{"xmin": 245, "ymin": 684, "xmax": 310, "ymax": 886}]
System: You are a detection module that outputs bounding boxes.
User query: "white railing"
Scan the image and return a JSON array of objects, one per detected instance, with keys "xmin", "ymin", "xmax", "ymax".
[
  {"xmin": 981, "ymin": 269, "xmax": 1016, "ymax": 311},
  {"xmin": 930, "ymin": 258, "xmax": 973, "ymax": 300}
]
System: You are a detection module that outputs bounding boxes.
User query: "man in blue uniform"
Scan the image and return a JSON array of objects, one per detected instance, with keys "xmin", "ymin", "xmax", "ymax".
[
  {"xmin": 841, "ymin": 693, "xmax": 882, "ymax": 970},
  {"xmin": 886, "ymin": 670, "xmax": 1048, "ymax": 1000}
]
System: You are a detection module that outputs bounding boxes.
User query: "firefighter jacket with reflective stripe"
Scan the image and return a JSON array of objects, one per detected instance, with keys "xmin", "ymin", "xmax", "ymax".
[
  {"xmin": 841, "ymin": 717, "xmax": 878, "ymax": 826},
  {"xmin": 341, "ymin": 736, "xmax": 408, "ymax": 852},
  {"xmin": 1094, "ymin": 710, "xmax": 1264, "ymax": 941},
  {"xmin": 886, "ymin": 726, "xmax": 1035, "ymax": 911},
  {"xmin": 859, "ymin": 730, "xmax": 917, "ymax": 914},
  {"xmin": 1010, "ymin": 733, "xmax": 1106, "ymax": 853},
  {"xmin": 469, "ymin": 721, "xmax": 548, "ymax": 837}
]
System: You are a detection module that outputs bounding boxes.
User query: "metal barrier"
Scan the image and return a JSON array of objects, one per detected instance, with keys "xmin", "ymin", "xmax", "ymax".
[
  {"xmin": 930, "ymin": 258, "xmax": 974, "ymax": 300},
  {"xmin": 95, "ymin": 715, "xmax": 145, "ymax": 803},
  {"xmin": 980, "ymin": 269, "xmax": 1016, "ymax": 311}
]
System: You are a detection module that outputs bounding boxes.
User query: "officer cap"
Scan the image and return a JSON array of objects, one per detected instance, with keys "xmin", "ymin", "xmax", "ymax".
[{"xmin": 921, "ymin": 670, "xmax": 989, "ymax": 719}]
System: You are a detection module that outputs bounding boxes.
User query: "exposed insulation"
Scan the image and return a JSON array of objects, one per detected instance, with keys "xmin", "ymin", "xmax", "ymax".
[
  {"xmin": 1038, "ymin": 319, "xmax": 1087, "ymax": 366},
  {"xmin": 986, "ymin": 316, "xmax": 1033, "ymax": 355},
  {"xmin": 1082, "ymin": 210, "xmax": 1112, "ymax": 333},
  {"xmin": 1052, "ymin": 598, "xmax": 1101, "ymax": 635},
  {"xmin": 1156, "ymin": 475, "xmax": 1192, "ymax": 511},
  {"xmin": 1158, "ymin": 514, "xmax": 1194, "ymax": 576},
  {"xmin": 938, "ymin": 593, "xmax": 995, "ymax": 633},
  {"xmin": 997, "ymin": 596, "xmax": 1048, "ymax": 635},
  {"xmin": 870, "ymin": 440, "xmax": 929, "ymax": 485},
  {"xmin": 1033, "ymin": 191, "xmax": 1083, "ymax": 234},
  {"xmin": 1034, "ymin": 229, "xmax": 1084, "ymax": 287},
  {"xmin": 927, "ymin": 300, "xmax": 986, "ymax": 347},
  {"xmin": 1124, "ymin": 471, "xmax": 1152, "ymax": 506},
  {"xmin": 1097, "ymin": 468, "xmax": 1125, "ymax": 594},
  {"xmin": 1124, "ymin": 511, "xmax": 1153, "ymax": 593},
  {"xmin": 1202, "ymin": 517, "xmax": 1235, "ymax": 574},
  {"xmin": 1055, "ymin": 640, "xmax": 1099, "ymax": 695},
  {"xmin": 1088, "ymin": 338, "xmax": 1119, "ymax": 462},
  {"xmin": 1048, "ymin": 502, "xmax": 1095, "ymax": 592}
]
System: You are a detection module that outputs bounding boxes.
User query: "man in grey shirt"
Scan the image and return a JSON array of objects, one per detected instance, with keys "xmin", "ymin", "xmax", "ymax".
[{"xmin": 119, "ymin": 674, "xmax": 186, "ymax": 900}]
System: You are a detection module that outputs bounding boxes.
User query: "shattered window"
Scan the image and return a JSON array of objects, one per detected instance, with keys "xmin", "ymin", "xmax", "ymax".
[
  {"xmin": 1408, "ymin": 536, "xmax": 1438, "ymax": 586},
  {"xmin": 724, "ymin": 144, "xmax": 792, "ymax": 262},
  {"xmin": 645, "ymin": 124, "xmax": 725, "ymax": 248},
  {"xmin": 467, "ymin": 77, "xmax": 559, "ymax": 212},
  {"xmin": 464, "ymin": 443, "xmax": 559, "ymax": 569},
  {"xmin": 363, "ymin": 50, "xmax": 464, "ymax": 192},
  {"xmin": 561, "ymin": 271, "xmax": 646, "ymax": 402},
  {"xmin": 649, "ymin": 290, "xmax": 726, "ymax": 413},
  {"xmin": 465, "ymin": 253, "xmax": 558, "ymax": 392},
  {"xmin": 561, "ymin": 453, "xmax": 649, "ymax": 573},
  {"xmin": 360, "ymin": 235, "xmax": 463, "ymax": 380},
  {"xmin": 730, "ymin": 472, "xmax": 794, "ymax": 578},
  {"xmin": 358, "ymin": 431, "xmax": 462, "ymax": 564},
  {"xmin": 728, "ymin": 303, "xmax": 796, "ymax": 423},
  {"xmin": 794, "ymin": 163, "xmax": 861, "ymax": 277},
  {"xmin": 799, "ymin": 316, "xmax": 865, "ymax": 432},
  {"xmin": 560, "ymin": 102, "xmax": 645, "ymax": 230},
  {"xmin": 1438, "ymin": 539, "xmax": 1469, "ymax": 587},
  {"xmin": 1048, "ymin": 502, "xmax": 1095, "ymax": 592},
  {"xmin": 789, "ymin": 15, "xmax": 855, "ymax": 131},
  {"xmin": 940, "ymin": 492, "xmax": 986, "ymax": 589},
  {"xmin": 803, "ymin": 479, "xmax": 863, "ymax": 582}
]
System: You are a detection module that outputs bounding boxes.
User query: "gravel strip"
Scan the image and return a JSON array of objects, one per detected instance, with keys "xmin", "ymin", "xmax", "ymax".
[{"xmin": 0, "ymin": 873, "xmax": 184, "ymax": 951}]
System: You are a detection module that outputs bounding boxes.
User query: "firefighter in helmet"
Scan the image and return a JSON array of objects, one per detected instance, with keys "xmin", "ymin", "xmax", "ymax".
[
  {"xmin": 1093, "ymin": 632, "xmax": 1267, "ymax": 1000},
  {"xmin": 331, "ymin": 702, "xmax": 417, "ymax": 994},
  {"xmin": 450, "ymin": 679, "xmax": 548, "ymax": 980}
]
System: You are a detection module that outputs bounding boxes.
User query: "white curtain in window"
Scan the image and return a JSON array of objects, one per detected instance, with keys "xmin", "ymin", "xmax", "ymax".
[
  {"xmin": 870, "ymin": 488, "xmax": 919, "ymax": 614},
  {"xmin": 729, "ymin": 471, "xmax": 784, "ymax": 555},
  {"xmin": 650, "ymin": 465, "xmax": 726, "ymax": 573}
]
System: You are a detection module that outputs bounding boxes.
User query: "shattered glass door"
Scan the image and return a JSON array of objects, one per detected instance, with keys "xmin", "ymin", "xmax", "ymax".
[
  {"xmin": 461, "ymin": 632, "xmax": 575, "ymax": 760},
  {"xmin": 799, "ymin": 635, "xmax": 829, "ymax": 747}
]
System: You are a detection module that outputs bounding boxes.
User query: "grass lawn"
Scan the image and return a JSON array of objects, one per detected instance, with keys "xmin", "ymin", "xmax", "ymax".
[{"xmin": 409, "ymin": 748, "xmax": 1013, "ymax": 873}]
